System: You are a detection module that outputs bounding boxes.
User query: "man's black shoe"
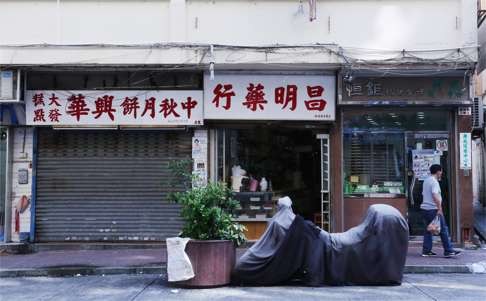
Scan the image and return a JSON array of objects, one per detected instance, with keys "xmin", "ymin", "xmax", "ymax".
[
  {"xmin": 421, "ymin": 251, "xmax": 437, "ymax": 257},
  {"xmin": 444, "ymin": 250, "xmax": 462, "ymax": 258}
]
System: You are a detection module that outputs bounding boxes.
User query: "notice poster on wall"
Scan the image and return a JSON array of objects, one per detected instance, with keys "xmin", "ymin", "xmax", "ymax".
[
  {"xmin": 192, "ymin": 130, "xmax": 208, "ymax": 187},
  {"xmin": 412, "ymin": 149, "xmax": 441, "ymax": 180}
]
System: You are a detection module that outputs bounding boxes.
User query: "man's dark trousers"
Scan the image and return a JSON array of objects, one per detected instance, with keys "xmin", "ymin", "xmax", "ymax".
[{"xmin": 422, "ymin": 209, "xmax": 453, "ymax": 254}]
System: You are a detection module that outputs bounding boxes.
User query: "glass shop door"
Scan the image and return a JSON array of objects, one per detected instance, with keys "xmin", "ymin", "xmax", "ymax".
[{"xmin": 405, "ymin": 132, "xmax": 451, "ymax": 236}]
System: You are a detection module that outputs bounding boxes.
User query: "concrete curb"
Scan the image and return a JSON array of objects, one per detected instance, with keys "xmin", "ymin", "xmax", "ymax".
[
  {"xmin": 0, "ymin": 266, "xmax": 165, "ymax": 278},
  {"xmin": 404, "ymin": 265, "xmax": 471, "ymax": 274},
  {"xmin": 2, "ymin": 263, "xmax": 482, "ymax": 278}
]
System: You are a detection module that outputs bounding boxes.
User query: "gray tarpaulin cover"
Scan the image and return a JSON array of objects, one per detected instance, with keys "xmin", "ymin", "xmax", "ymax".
[{"xmin": 233, "ymin": 198, "xmax": 409, "ymax": 286}]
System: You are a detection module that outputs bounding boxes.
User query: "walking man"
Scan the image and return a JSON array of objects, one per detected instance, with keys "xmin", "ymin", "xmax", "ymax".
[{"xmin": 421, "ymin": 164, "xmax": 461, "ymax": 258}]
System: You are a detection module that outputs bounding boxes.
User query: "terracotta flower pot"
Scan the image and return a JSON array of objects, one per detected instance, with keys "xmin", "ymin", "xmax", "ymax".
[{"xmin": 173, "ymin": 239, "xmax": 236, "ymax": 287}]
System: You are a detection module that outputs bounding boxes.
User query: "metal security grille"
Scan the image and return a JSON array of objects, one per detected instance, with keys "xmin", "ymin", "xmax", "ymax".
[
  {"xmin": 347, "ymin": 134, "xmax": 402, "ymax": 184},
  {"xmin": 35, "ymin": 129, "xmax": 191, "ymax": 242}
]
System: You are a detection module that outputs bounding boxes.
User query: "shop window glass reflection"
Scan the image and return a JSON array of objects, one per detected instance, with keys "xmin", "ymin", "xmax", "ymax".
[
  {"xmin": 343, "ymin": 110, "xmax": 450, "ymax": 198},
  {"xmin": 344, "ymin": 132, "xmax": 405, "ymax": 196}
]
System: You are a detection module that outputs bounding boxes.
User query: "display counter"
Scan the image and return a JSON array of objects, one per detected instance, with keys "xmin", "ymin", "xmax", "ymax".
[
  {"xmin": 343, "ymin": 197, "xmax": 407, "ymax": 230},
  {"xmin": 231, "ymin": 192, "xmax": 275, "ymax": 240}
]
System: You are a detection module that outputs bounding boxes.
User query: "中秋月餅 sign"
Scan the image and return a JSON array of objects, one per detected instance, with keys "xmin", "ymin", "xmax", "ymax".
[{"xmin": 26, "ymin": 90, "xmax": 204, "ymax": 126}]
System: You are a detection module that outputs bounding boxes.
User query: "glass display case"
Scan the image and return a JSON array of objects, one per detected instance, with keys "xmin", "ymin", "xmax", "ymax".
[
  {"xmin": 343, "ymin": 131, "xmax": 405, "ymax": 198},
  {"xmin": 232, "ymin": 192, "xmax": 275, "ymax": 221}
]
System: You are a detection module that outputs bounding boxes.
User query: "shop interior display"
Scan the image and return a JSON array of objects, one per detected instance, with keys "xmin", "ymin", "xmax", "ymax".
[{"xmin": 219, "ymin": 127, "xmax": 322, "ymax": 222}]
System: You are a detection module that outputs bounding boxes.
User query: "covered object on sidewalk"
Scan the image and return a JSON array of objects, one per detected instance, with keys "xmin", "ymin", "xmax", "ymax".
[{"xmin": 233, "ymin": 200, "xmax": 409, "ymax": 286}]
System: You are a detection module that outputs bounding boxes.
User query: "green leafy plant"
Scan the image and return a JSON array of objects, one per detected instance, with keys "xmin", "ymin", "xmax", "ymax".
[
  {"xmin": 168, "ymin": 160, "xmax": 246, "ymax": 246},
  {"xmin": 167, "ymin": 159, "xmax": 194, "ymax": 202}
]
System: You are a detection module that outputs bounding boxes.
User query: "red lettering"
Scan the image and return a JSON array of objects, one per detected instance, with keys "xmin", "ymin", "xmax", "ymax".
[
  {"xmin": 120, "ymin": 97, "xmax": 140, "ymax": 119},
  {"xmin": 181, "ymin": 97, "xmax": 198, "ymax": 119},
  {"xmin": 212, "ymin": 84, "xmax": 235, "ymax": 110},
  {"xmin": 305, "ymin": 85, "xmax": 327, "ymax": 111},
  {"xmin": 67, "ymin": 94, "xmax": 90, "ymax": 121},
  {"xmin": 142, "ymin": 97, "xmax": 156, "ymax": 119},
  {"xmin": 92, "ymin": 95, "xmax": 116, "ymax": 121},
  {"xmin": 32, "ymin": 93, "xmax": 45, "ymax": 107},
  {"xmin": 48, "ymin": 93, "xmax": 61, "ymax": 106},
  {"xmin": 33, "ymin": 109, "xmax": 46, "ymax": 122},
  {"xmin": 307, "ymin": 85, "xmax": 324, "ymax": 98},
  {"xmin": 304, "ymin": 99, "xmax": 327, "ymax": 111},
  {"xmin": 242, "ymin": 83, "xmax": 267, "ymax": 111},
  {"xmin": 275, "ymin": 85, "xmax": 297, "ymax": 111},
  {"xmin": 48, "ymin": 109, "xmax": 62, "ymax": 122},
  {"xmin": 160, "ymin": 98, "xmax": 180, "ymax": 118}
]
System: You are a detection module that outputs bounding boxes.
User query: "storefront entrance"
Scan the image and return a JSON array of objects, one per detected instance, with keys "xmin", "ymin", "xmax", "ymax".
[
  {"xmin": 406, "ymin": 132, "xmax": 452, "ymax": 236},
  {"xmin": 213, "ymin": 124, "xmax": 330, "ymax": 239},
  {"xmin": 343, "ymin": 109, "xmax": 454, "ymax": 237},
  {"xmin": 35, "ymin": 129, "xmax": 191, "ymax": 242}
]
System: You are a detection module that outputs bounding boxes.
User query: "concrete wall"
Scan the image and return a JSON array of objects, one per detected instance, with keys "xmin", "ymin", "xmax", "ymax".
[
  {"xmin": 472, "ymin": 139, "xmax": 482, "ymax": 203},
  {"xmin": 0, "ymin": 0, "xmax": 476, "ymax": 49},
  {"xmin": 0, "ymin": 0, "xmax": 478, "ymax": 65},
  {"xmin": 9, "ymin": 128, "xmax": 34, "ymax": 242}
]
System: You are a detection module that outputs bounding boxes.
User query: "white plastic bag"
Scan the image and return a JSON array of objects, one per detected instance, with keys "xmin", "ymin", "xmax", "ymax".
[
  {"xmin": 166, "ymin": 237, "xmax": 195, "ymax": 282},
  {"xmin": 427, "ymin": 216, "xmax": 441, "ymax": 235}
]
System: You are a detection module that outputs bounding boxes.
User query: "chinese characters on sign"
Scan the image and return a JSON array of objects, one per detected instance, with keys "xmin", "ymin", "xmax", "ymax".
[
  {"xmin": 26, "ymin": 91, "xmax": 204, "ymax": 126},
  {"xmin": 342, "ymin": 77, "xmax": 468, "ymax": 104},
  {"xmin": 345, "ymin": 81, "xmax": 423, "ymax": 98},
  {"xmin": 459, "ymin": 133, "xmax": 472, "ymax": 170},
  {"xmin": 204, "ymin": 75, "xmax": 336, "ymax": 121}
]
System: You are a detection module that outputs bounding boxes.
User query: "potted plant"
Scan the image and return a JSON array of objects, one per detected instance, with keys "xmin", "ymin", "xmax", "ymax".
[{"xmin": 168, "ymin": 160, "xmax": 246, "ymax": 287}]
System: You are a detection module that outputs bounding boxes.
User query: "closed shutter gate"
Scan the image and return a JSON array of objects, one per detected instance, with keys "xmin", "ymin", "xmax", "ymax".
[{"xmin": 35, "ymin": 129, "xmax": 191, "ymax": 242}]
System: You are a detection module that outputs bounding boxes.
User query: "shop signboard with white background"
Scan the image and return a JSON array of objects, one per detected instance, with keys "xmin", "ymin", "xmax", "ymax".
[
  {"xmin": 25, "ymin": 90, "xmax": 203, "ymax": 126},
  {"xmin": 204, "ymin": 74, "xmax": 335, "ymax": 121}
]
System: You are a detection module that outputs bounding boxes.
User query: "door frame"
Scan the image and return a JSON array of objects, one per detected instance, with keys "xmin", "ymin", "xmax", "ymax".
[
  {"xmin": 404, "ymin": 130, "xmax": 453, "ymax": 239},
  {"xmin": 0, "ymin": 126, "xmax": 12, "ymax": 243},
  {"xmin": 317, "ymin": 133, "xmax": 330, "ymax": 231}
]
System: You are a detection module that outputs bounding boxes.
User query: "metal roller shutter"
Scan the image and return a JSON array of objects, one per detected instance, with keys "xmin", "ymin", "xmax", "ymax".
[{"xmin": 35, "ymin": 129, "xmax": 191, "ymax": 242}]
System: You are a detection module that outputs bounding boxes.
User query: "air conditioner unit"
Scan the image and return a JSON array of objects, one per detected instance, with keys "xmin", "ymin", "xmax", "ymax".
[
  {"xmin": 0, "ymin": 69, "xmax": 21, "ymax": 103},
  {"xmin": 472, "ymin": 97, "xmax": 484, "ymax": 130}
]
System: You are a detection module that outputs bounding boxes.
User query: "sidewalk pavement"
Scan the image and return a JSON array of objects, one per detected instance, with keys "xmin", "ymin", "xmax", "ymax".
[{"xmin": 1, "ymin": 244, "xmax": 486, "ymax": 278}]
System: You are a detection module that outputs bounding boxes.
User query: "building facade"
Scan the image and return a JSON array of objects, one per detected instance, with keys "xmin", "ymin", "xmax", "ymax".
[
  {"xmin": 472, "ymin": 0, "xmax": 486, "ymax": 240},
  {"xmin": 0, "ymin": 0, "xmax": 479, "ymax": 244}
]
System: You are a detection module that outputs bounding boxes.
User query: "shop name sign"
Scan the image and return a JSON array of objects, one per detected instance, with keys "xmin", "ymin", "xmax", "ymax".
[
  {"xmin": 341, "ymin": 77, "xmax": 469, "ymax": 104},
  {"xmin": 459, "ymin": 132, "xmax": 472, "ymax": 170},
  {"xmin": 204, "ymin": 74, "xmax": 335, "ymax": 121},
  {"xmin": 25, "ymin": 90, "xmax": 203, "ymax": 126}
]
